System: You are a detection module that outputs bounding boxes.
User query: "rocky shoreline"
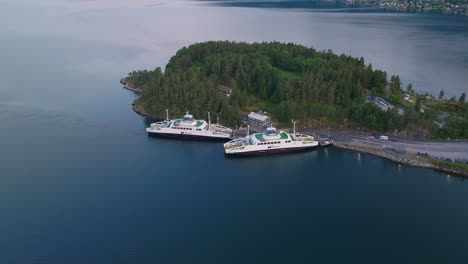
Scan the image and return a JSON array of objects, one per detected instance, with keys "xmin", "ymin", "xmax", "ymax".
[
  {"xmin": 120, "ymin": 77, "xmax": 165, "ymax": 120},
  {"xmin": 120, "ymin": 78, "xmax": 142, "ymax": 94},
  {"xmin": 333, "ymin": 142, "xmax": 468, "ymax": 178},
  {"xmin": 131, "ymin": 100, "xmax": 165, "ymax": 121}
]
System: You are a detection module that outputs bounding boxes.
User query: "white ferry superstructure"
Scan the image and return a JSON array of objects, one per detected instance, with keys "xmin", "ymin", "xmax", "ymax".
[
  {"xmin": 224, "ymin": 126, "xmax": 318, "ymax": 155},
  {"xmin": 146, "ymin": 111, "xmax": 232, "ymax": 140}
]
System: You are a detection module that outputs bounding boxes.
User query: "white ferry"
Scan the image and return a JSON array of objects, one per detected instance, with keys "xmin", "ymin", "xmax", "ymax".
[
  {"xmin": 146, "ymin": 111, "xmax": 232, "ymax": 140},
  {"xmin": 224, "ymin": 125, "xmax": 318, "ymax": 155}
]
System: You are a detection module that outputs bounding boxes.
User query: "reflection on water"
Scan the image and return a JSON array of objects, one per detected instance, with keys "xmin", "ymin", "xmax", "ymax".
[
  {"xmin": 323, "ymin": 147, "xmax": 329, "ymax": 159},
  {"xmin": 1, "ymin": 1, "xmax": 468, "ymax": 263}
]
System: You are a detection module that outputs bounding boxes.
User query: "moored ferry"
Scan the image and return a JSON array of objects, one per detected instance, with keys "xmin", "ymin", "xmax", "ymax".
[
  {"xmin": 224, "ymin": 125, "xmax": 318, "ymax": 155},
  {"xmin": 146, "ymin": 111, "xmax": 232, "ymax": 140}
]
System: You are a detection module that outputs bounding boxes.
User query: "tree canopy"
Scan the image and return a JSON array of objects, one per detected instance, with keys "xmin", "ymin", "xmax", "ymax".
[{"xmin": 126, "ymin": 41, "xmax": 467, "ymax": 138}]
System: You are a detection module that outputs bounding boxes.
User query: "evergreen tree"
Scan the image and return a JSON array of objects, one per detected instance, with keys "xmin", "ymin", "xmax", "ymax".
[
  {"xmin": 459, "ymin": 92, "xmax": 466, "ymax": 105},
  {"xmin": 439, "ymin": 89, "xmax": 444, "ymax": 100},
  {"xmin": 406, "ymin": 83, "xmax": 413, "ymax": 93}
]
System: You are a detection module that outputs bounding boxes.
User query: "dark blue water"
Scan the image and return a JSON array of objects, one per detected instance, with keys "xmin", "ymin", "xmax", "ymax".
[{"xmin": 1, "ymin": 1, "xmax": 467, "ymax": 263}]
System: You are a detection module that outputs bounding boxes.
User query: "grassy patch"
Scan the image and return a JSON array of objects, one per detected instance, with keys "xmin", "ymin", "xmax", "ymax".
[
  {"xmin": 432, "ymin": 159, "xmax": 468, "ymax": 174},
  {"xmin": 279, "ymin": 69, "xmax": 302, "ymax": 80}
]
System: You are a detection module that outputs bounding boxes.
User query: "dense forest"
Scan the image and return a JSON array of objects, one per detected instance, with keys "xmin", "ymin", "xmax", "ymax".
[{"xmin": 126, "ymin": 41, "xmax": 467, "ymax": 139}]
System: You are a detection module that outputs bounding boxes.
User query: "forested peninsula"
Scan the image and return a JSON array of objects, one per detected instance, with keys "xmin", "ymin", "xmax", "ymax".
[{"xmin": 124, "ymin": 41, "xmax": 467, "ymax": 139}]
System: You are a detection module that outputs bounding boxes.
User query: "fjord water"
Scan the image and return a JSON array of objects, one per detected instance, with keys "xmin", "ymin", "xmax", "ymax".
[{"xmin": 1, "ymin": 0, "xmax": 467, "ymax": 263}]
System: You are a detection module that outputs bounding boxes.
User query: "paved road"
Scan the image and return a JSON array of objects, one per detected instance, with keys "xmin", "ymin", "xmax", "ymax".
[{"xmin": 300, "ymin": 128, "xmax": 468, "ymax": 161}]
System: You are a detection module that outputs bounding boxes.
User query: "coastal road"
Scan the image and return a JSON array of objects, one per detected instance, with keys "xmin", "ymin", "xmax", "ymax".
[{"xmin": 298, "ymin": 128, "xmax": 468, "ymax": 161}]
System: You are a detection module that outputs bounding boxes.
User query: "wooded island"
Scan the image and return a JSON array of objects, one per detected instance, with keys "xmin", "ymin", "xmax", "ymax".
[{"xmin": 125, "ymin": 41, "xmax": 467, "ymax": 139}]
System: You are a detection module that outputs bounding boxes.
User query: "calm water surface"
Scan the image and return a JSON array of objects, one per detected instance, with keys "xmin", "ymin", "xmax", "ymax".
[{"xmin": 0, "ymin": 1, "xmax": 467, "ymax": 263}]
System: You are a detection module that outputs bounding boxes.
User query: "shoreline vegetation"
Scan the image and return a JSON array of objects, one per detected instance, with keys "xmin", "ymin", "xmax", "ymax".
[
  {"xmin": 122, "ymin": 41, "xmax": 467, "ymax": 177},
  {"xmin": 202, "ymin": 0, "xmax": 468, "ymax": 16}
]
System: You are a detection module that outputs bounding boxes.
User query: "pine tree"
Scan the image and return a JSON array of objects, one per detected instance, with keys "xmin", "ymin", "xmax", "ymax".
[
  {"xmin": 459, "ymin": 92, "xmax": 466, "ymax": 104},
  {"xmin": 439, "ymin": 89, "xmax": 444, "ymax": 100}
]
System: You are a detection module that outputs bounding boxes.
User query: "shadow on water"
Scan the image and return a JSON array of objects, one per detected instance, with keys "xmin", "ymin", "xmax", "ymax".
[{"xmin": 224, "ymin": 147, "xmax": 320, "ymax": 159}]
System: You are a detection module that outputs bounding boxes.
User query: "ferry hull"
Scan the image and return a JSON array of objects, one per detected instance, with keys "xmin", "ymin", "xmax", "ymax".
[
  {"xmin": 225, "ymin": 146, "xmax": 317, "ymax": 156},
  {"xmin": 147, "ymin": 131, "xmax": 230, "ymax": 141}
]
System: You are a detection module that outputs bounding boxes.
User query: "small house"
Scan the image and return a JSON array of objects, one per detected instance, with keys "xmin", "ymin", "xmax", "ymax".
[
  {"xmin": 248, "ymin": 112, "xmax": 271, "ymax": 127},
  {"xmin": 218, "ymin": 85, "xmax": 233, "ymax": 97}
]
